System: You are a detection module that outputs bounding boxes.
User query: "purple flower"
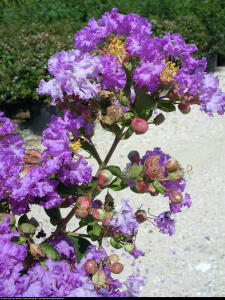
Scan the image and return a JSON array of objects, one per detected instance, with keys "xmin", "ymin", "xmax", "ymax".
[
  {"xmin": 140, "ymin": 147, "xmax": 170, "ymax": 167},
  {"xmin": 131, "ymin": 247, "xmax": 145, "ymax": 259},
  {"xmin": 154, "ymin": 211, "xmax": 176, "ymax": 236},
  {"xmin": 99, "ymin": 55, "xmax": 126, "ymax": 90},
  {"xmin": 169, "ymin": 193, "xmax": 192, "ymax": 214},
  {"xmin": 123, "ymin": 273, "xmax": 145, "ymax": 297},
  {"xmin": 133, "ymin": 60, "xmax": 165, "ymax": 94},
  {"xmin": 109, "ymin": 199, "xmax": 139, "ymax": 236}
]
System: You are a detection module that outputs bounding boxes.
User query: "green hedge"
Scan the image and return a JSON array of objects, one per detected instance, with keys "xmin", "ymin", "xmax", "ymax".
[{"xmin": 0, "ymin": 0, "xmax": 224, "ymax": 106}]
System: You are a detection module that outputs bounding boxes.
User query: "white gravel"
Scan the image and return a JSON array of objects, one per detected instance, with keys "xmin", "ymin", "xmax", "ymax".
[{"xmin": 19, "ymin": 67, "xmax": 225, "ymax": 297}]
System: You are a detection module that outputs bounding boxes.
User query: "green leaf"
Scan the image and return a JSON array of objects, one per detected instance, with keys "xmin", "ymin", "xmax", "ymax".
[
  {"xmin": 81, "ymin": 177, "xmax": 98, "ymax": 191},
  {"xmin": 105, "ymin": 165, "xmax": 123, "ymax": 178},
  {"xmin": 108, "ymin": 177, "xmax": 128, "ymax": 191},
  {"xmin": 100, "ymin": 122, "xmax": 121, "ymax": 136},
  {"xmin": 56, "ymin": 182, "xmax": 78, "ymax": 196},
  {"xmin": 87, "ymin": 222, "xmax": 103, "ymax": 241},
  {"xmin": 152, "ymin": 180, "xmax": 167, "ymax": 193},
  {"xmin": 134, "ymin": 87, "xmax": 156, "ymax": 120},
  {"xmin": 67, "ymin": 235, "xmax": 91, "ymax": 263},
  {"xmin": 110, "ymin": 238, "xmax": 123, "ymax": 249},
  {"xmin": 79, "ymin": 214, "xmax": 96, "ymax": 227},
  {"xmin": 121, "ymin": 127, "xmax": 134, "ymax": 140},
  {"xmin": 44, "ymin": 207, "xmax": 62, "ymax": 227},
  {"xmin": 80, "ymin": 139, "xmax": 101, "ymax": 164},
  {"xmin": 128, "ymin": 165, "xmax": 143, "ymax": 179},
  {"xmin": 157, "ymin": 101, "xmax": 176, "ymax": 112},
  {"xmin": 11, "ymin": 236, "xmax": 27, "ymax": 245},
  {"xmin": 40, "ymin": 243, "xmax": 60, "ymax": 261}
]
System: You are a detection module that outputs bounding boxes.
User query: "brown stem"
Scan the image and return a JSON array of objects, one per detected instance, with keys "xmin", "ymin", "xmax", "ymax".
[
  {"xmin": 102, "ymin": 126, "xmax": 126, "ymax": 167},
  {"xmin": 87, "ymin": 137, "xmax": 103, "ymax": 166},
  {"xmin": 44, "ymin": 207, "xmax": 76, "ymax": 242}
]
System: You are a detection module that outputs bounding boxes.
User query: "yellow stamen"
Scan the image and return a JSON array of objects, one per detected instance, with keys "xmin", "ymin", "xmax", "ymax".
[
  {"xmin": 161, "ymin": 60, "xmax": 178, "ymax": 82},
  {"xmin": 70, "ymin": 139, "xmax": 82, "ymax": 153},
  {"xmin": 107, "ymin": 37, "xmax": 126, "ymax": 60}
]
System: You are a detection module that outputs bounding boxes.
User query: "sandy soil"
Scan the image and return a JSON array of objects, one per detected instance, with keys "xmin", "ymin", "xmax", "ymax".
[{"xmin": 18, "ymin": 67, "xmax": 225, "ymax": 297}]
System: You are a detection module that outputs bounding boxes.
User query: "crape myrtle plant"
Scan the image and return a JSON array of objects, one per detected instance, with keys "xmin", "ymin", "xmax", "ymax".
[{"xmin": 0, "ymin": 8, "xmax": 225, "ymax": 297}]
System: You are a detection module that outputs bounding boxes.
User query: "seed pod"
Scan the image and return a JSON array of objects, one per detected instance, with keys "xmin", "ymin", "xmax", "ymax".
[
  {"xmin": 135, "ymin": 210, "xmax": 147, "ymax": 223},
  {"xmin": 97, "ymin": 169, "xmax": 113, "ymax": 186},
  {"xmin": 128, "ymin": 150, "xmax": 140, "ymax": 164},
  {"xmin": 109, "ymin": 262, "xmax": 124, "ymax": 274},
  {"xmin": 178, "ymin": 102, "xmax": 191, "ymax": 114},
  {"xmin": 84, "ymin": 259, "xmax": 98, "ymax": 275},
  {"xmin": 131, "ymin": 118, "xmax": 148, "ymax": 135},
  {"xmin": 92, "ymin": 270, "xmax": 107, "ymax": 286},
  {"xmin": 165, "ymin": 159, "xmax": 179, "ymax": 173},
  {"xmin": 153, "ymin": 113, "xmax": 165, "ymax": 125},
  {"xmin": 30, "ymin": 243, "xmax": 45, "ymax": 260},
  {"xmin": 148, "ymin": 183, "xmax": 159, "ymax": 196},
  {"xmin": 92, "ymin": 208, "xmax": 106, "ymax": 221},
  {"xmin": 167, "ymin": 168, "xmax": 184, "ymax": 181},
  {"xmin": 104, "ymin": 192, "xmax": 115, "ymax": 212},
  {"xmin": 170, "ymin": 191, "xmax": 183, "ymax": 204},
  {"xmin": 109, "ymin": 254, "xmax": 120, "ymax": 263}
]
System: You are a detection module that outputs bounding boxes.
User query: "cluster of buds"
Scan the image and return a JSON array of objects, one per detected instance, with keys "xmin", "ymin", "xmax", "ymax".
[{"xmin": 126, "ymin": 151, "xmax": 185, "ymax": 206}]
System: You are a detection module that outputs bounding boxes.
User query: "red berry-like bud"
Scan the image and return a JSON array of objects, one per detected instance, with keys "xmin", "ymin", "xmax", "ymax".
[
  {"xmin": 131, "ymin": 118, "xmax": 148, "ymax": 135},
  {"xmin": 135, "ymin": 180, "xmax": 148, "ymax": 193},
  {"xmin": 128, "ymin": 150, "xmax": 140, "ymax": 164},
  {"xmin": 76, "ymin": 196, "xmax": 92, "ymax": 211},
  {"xmin": 148, "ymin": 183, "xmax": 159, "ymax": 196},
  {"xmin": 170, "ymin": 191, "xmax": 183, "ymax": 204},
  {"xmin": 92, "ymin": 208, "xmax": 106, "ymax": 221},
  {"xmin": 135, "ymin": 209, "xmax": 147, "ymax": 223},
  {"xmin": 75, "ymin": 208, "xmax": 89, "ymax": 218},
  {"xmin": 109, "ymin": 254, "xmax": 119, "ymax": 263},
  {"xmin": 124, "ymin": 243, "xmax": 136, "ymax": 254},
  {"xmin": 97, "ymin": 169, "xmax": 113, "ymax": 186},
  {"xmin": 109, "ymin": 262, "xmax": 124, "ymax": 274},
  {"xmin": 84, "ymin": 259, "xmax": 98, "ymax": 274},
  {"xmin": 153, "ymin": 113, "xmax": 165, "ymax": 125},
  {"xmin": 178, "ymin": 102, "xmax": 191, "ymax": 114},
  {"xmin": 165, "ymin": 159, "xmax": 179, "ymax": 173}
]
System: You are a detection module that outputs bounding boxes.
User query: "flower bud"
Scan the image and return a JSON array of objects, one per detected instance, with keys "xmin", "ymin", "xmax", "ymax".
[
  {"xmin": 153, "ymin": 113, "xmax": 165, "ymax": 125},
  {"xmin": 19, "ymin": 223, "xmax": 36, "ymax": 236},
  {"xmin": 128, "ymin": 150, "xmax": 140, "ymax": 164},
  {"xmin": 84, "ymin": 259, "xmax": 98, "ymax": 275},
  {"xmin": 92, "ymin": 208, "xmax": 106, "ymax": 221},
  {"xmin": 178, "ymin": 102, "xmax": 191, "ymax": 114},
  {"xmin": 131, "ymin": 118, "xmax": 148, "ymax": 135},
  {"xmin": 97, "ymin": 169, "xmax": 113, "ymax": 186},
  {"xmin": 124, "ymin": 242, "xmax": 136, "ymax": 254},
  {"xmin": 109, "ymin": 262, "xmax": 124, "ymax": 274},
  {"xmin": 76, "ymin": 196, "xmax": 92, "ymax": 211},
  {"xmin": 148, "ymin": 183, "xmax": 159, "ymax": 196},
  {"xmin": 165, "ymin": 159, "xmax": 179, "ymax": 173},
  {"xmin": 75, "ymin": 208, "xmax": 89, "ymax": 218},
  {"xmin": 170, "ymin": 191, "xmax": 183, "ymax": 204},
  {"xmin": 109, "ymin": 254, "xmax": 119, "ymax": 263},
  {"xmin": 135, "ymin": 180, "xmax": 148, "ymax": 193},
  {"xmin": 102, "ymin": 212, "xmax": 113, "ymax": 226},
  {"xmin": 23, "ymin": 149, "xmax": 42, "ymax": 165},
  {"xmin": 135, "ymin": 210, "xmax": 147, "ymax": 223}
]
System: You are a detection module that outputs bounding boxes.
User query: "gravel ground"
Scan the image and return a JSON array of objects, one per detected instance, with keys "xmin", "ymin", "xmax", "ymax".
[{"xmin": 18, "ymin": 67, "xmax": 225, "ymax": 297}]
